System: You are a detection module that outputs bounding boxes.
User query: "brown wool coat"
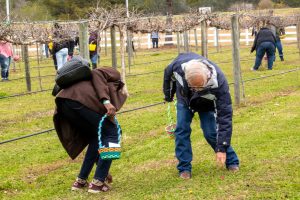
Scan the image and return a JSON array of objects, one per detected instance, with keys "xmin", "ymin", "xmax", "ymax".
[{"xmin": 53, "ymin": 67, "xmax": 127, "ymax": 159}]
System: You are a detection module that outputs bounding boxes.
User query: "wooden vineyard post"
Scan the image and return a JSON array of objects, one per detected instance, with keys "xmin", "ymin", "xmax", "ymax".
[
  {"xmin": 194, "ymin": 29, "xmax": 198, "ymax": 52},
  {"xmin": 79, "ymin": 22, "xmax": 89, "ymax": 60},
  {"xmin": 119, "ymin": 26, "xmax": 129, "ymax": 96},
  {"xmin": 297, "ymin": 21, "xmax": 300, "ymax": 56},
  {"xmin": 110, "ymin": 25, "xmax": 117, "ymax": 69},
  {"xmin": 231, "ymin": 14, "xmax": 242, "ymax": 106},
  {"xmin": 176, "ymin": 32, "xmax": 181, "ymax": 54},
  {"xmin": 23, "ymin": 45, "xmax": 31, "ymax": 92},
  {"xmin": 201, "ymin": 20, "xmax": 208, "ymax": 58}
]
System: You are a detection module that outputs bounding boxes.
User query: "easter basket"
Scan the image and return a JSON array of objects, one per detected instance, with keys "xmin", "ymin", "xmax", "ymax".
[
  {"xmin": 165, "ymin": 100, "xmax": 177, "ymax": 138},
  {"xmin": 98, "ymin": 115, "xmax": 122, "ymax": 160}
]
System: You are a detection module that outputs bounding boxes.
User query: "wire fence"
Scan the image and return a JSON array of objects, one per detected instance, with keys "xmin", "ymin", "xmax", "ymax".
[
  {"xmin": 1, "ymin": 50, "xmax": 299, "ymax": 100},
  {"xmin": 1, "ymin": 67, "xmax": 299, "ymax": 145}
]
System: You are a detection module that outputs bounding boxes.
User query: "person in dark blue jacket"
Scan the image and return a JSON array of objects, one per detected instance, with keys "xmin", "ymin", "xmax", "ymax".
[
  {"xmin": 163, "ymin": 53, "xmax": 239, "ymax": 179},
  {"xmin": 251, "ymin": 27, "xmax": 277, "ymax": 70}
]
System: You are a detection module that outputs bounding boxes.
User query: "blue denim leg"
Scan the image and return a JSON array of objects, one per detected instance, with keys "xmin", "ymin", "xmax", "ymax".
[
  {"xmin": 0, "ymin": 55, "xmax": 9, "ymax": 79},
  {"xmin": 199, "ymin": 112, "xmax": 239, "ymax": 168},
  {"xmin": 55, "ymin": 48, "xmax": 68, "ymax": 70},
  {"xmin": 94, "ymin": 158, "xmax": 112, "ymax": 182},
  {"xmin": 253, "ymin": 45, "xmax": 265, "ymax": 70},
  {"xmin": 175, "ymin": 103, "xmax": 194, "ymax": 173},
  {"xmin": 78, "ymin": 119, "xmax": 115, "ymax": 182},
  {"xmin": 152, "ymin": 39, "xmax": 155, "ymax": 48},
  {"xmin": 78, "ymin": 139, "xmax": 99, "ymax": 180},
  {"xmin": 45, "ymin": 44, "xmax": 49, "ymax": 58},
  {"xmin": 90, "ymin": 53, "xmax": 98, "ymax": 64},
  {"xmin": 265, "ymin": 42, "xmax": 275, "ymax": 70},
  {"xmin": 5, "ymin": 57, "xmax": 11, "ymax": 79},
  {"xmin": 275, "ymin": 40, "xmax": 283, "ymax": 57}
]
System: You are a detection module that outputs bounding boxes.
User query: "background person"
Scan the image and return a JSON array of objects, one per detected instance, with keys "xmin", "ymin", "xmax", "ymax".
[
  {"xmin": 0, "ymin": 41, "xmax": 19, "ymax": 81},
  {"xmin": 163, "ymin": 52, "xmax": 240, "ymax": 179},
  {"xmin": 54, "ymin": 66, "xmax": 127, "ymax": 193},
  {"xmin": 52, "ymin": 23, "xmax": 74, "ymax": 70},
  {"xmin": 151, "ymin": 31, "xmax": 159, "ymax": 48},
  {"xmin": 250, "ymin": 27, "xmax": 276, "ymax": 71},
  {"xmin": 89, "ymin": 31, "xmax": 99, "ymax": 69},
  {"xmin": 275, "ymin": 27, "xmax": 285, "ymax": 61}
]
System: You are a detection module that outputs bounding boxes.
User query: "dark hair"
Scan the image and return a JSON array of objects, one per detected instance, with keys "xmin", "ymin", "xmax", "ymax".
[{"xmin": 54, "ymin": 23, "xmax": 60, "ymax": 29}]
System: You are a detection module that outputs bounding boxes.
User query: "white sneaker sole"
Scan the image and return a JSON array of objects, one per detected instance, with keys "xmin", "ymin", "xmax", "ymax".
[
  {"xmin": 88, "ymin": 189, "xmax": 101, "ymax": 193},
  {"xmin": 71, "ymin": 187, "xmax": 84, "ymax": 191}
]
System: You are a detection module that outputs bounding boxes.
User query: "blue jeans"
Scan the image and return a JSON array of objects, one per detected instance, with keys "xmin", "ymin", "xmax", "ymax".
[
  {"xmin": 90, "ymin": 53, "xmax": 98, "ymax": 64},
  {"xmin": 78, "ymin": 137, "xmax": 112, "ymax": 182},
  {"xmin": 55, "ymin": 48, "xmax": 68, "ymax": 70},
  {"xmin": 253, "ymin": 41, "xmax": 275, "ymax": 70},
  {"xmin": 275, "ymin": 40, "xmax": 283, "ymax": 58},
  {"xmin": 152, "ymin": 38, "xmax": 158, "ymax": 48},
  {"xmin": 45, "ymin": 44, "xmax": 49, "ymax": 58},
  {"xmin": 0, "ymin": 54, "xmax": 9, "ymax": 79},
  {"xmin": 175, "ymin": 103, "xmax": 239, "ymax": 173}
]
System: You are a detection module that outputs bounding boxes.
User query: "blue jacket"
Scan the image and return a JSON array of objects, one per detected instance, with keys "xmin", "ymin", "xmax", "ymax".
[
  {"xmin": 251, "ymin": 27, "xmax": 276, "ymax": 53},
  {"xmin": 163, "ymin": 53, "xmax": 233, "ymax": 152}
]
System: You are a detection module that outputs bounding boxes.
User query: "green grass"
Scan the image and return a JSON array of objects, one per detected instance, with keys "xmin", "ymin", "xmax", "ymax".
[{"xmin": 0, "ymin": 43, "xmax": 299, "ymax": 199}]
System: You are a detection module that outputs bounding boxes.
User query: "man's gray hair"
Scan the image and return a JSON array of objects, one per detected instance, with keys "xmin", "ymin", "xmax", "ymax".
[{"xmin": 184, "ymin": 60, "xmax": 209, "ymax": 86}]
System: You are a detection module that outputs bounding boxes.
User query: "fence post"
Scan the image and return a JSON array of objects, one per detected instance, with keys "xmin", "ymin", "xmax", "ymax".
[
  {"xmin": 297, "ymin": 22, "xmax": 300, "ymax": 56},
  {"xmin": 245, "ymin": 28, "xmax": 249, "ymax": 46},
  {"xmin": 194, "ymin": 29, "xmax": 198, "ymax": 52},
  {"xmin": 231, "ymin": 14, "xmax": 241, "ymax": 106},
  {"xmin": 110, "ymin": 25, "xmax": 117, "ymax": 68},
  {"xmin": 126, "ymin": 30, "xmax": 133, "ymax": 72},
  {"xmin": 138, "ymin": 32, "xmax": 142, "ymax": 49},
  {"xmin": 23, "ymin": 45, "xmax": 31, "ymax": 92},
  {"xmin": 36, "ymin": 43, "xmax": 43, "ymax": 90},
  {"xmin": 201, "ymin": 20, "xmax": 208, "ymax": 58},
  {"xmin": 183, "ymin": 31, "xmax": 189, "ymax": 53},
  {"xmin": 79, "ymin": 22, "xmax": 89, "ymax": 60},
  {"xmin": 176, "ymin": 32, "xmax": 180, "ymax": 54},
  {"xmin": 215, "ymin": 28, "xmax": 220, "ymax": 52},
  {"xmin": 119, "ymin": 25, "xmax": 129, "ymax": 96},
  {"xmin": 97, "ymin": 30, "xmax": 101, "ymax": 66},
  {"xmin": 104, "ymin": 30, "xmax": 108, "ymax": 56}
]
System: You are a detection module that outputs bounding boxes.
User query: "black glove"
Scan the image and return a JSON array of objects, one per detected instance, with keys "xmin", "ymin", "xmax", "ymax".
[{"xmin": 164, "ymin": 96, "xmax": 173, "ymax": 102}]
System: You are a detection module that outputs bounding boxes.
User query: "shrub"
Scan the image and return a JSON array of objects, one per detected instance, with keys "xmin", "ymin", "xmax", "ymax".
[{"xmin": 258, "ymin": 0, "xmax": 274, "ymax": 9}]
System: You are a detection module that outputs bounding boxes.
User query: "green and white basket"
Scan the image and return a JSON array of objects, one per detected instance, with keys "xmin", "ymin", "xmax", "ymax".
[{"xmin": 98, "ymin": 114, "xmax": 122, "ymax": 160}]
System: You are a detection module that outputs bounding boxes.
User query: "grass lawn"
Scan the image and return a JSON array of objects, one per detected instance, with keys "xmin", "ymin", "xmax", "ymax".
[{"xmin": 0, "ymin": 42, "xmax": 299, "ymax": 199}]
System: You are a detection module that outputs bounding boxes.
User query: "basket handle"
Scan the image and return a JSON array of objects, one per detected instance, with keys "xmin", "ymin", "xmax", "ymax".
[
  {"xmin": 98, "ymin": 114, "xmax": 121, "ymax": 148},
  {"xmin": 167, "ymin": 99, "xmax": 177, "ymax": 125}
]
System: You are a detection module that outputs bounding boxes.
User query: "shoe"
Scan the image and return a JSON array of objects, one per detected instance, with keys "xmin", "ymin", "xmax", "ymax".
[
  {"xmin": 227, "ymin": 165, "xmax": 239, "ymax": 172},
  {"xmin": 71, "ymin": 177, "xmax": 88, "ymax": 191},
  {"xmin": 105, "ymin": 174, "xmax": 113, "ymax": 184},
  {"xmin": 280, "ymin": 57, "xmax": 284, "ymax": 61},
  {"xmin": 88, "ymin": 179, "xmax": 111, "ymax": 193},
  {"xmin": 179, "ymin": 171, "xmax": 191, "ymax": 179},
  {"xmin": 251, "ymin": 68, "xmax": 257, "ymax": 71}
]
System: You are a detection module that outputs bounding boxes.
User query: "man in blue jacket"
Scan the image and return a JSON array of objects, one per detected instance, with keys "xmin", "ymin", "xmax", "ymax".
[{"xmin": 163, "ymin": 53, "xmax": 239, "ymax": 179}]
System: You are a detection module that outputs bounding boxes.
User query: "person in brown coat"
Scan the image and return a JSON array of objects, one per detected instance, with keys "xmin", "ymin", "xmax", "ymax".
[{"xmin": 53, "ymin": 67, "xmax": 127, "ymax": 193}]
